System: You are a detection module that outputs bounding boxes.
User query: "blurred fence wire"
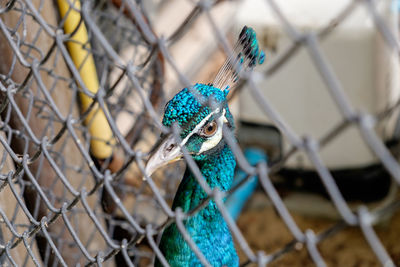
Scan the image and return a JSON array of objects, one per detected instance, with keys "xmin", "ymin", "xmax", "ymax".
[{"xmin": 0, "ymin": 0, "xmax": 400, "ymax": 266}]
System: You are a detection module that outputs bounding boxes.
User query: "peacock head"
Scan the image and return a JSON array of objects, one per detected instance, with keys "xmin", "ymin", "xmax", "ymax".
[
  {"xmin": 145, "ymin": 25, "xmax": 265, "ymax": 177},
  {"xmin": 145, "ymin": 83, "xmax": 234, "ymax": 176}
]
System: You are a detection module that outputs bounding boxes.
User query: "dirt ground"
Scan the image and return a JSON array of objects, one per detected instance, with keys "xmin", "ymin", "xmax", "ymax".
[{"xmin": 236, "ymin": 193, "xmax": 400, "ymax": 267}]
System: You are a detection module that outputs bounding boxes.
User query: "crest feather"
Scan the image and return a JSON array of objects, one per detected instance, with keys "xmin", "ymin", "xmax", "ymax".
[{"xmin": 213, "ymin": 26, "xmax": 265, "ymax": 91}]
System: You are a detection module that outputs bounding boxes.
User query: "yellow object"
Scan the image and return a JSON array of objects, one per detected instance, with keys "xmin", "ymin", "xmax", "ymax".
[{"xmin": 57, "ymin": 0, "xmax": 115, "ymax": 159}]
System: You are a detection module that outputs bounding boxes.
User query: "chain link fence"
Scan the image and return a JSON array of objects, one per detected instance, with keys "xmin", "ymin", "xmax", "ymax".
[{"xmin": 0, "ymin": 0, "xmax": 399, "ymax": 266}]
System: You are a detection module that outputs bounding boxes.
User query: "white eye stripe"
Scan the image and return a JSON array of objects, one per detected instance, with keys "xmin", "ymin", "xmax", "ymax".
[
  {"xmin": 180, "ymin": 108, "xmax": 222, "ymax": 147},
  {"xmin": 198, "ymin": 110, "xmax": 226, "ymax": 153}
]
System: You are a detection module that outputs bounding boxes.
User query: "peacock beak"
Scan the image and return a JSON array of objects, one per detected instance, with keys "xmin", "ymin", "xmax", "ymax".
[{"xmin": 145, "ymin": 134, "xmax": 183, "ymax": 177}]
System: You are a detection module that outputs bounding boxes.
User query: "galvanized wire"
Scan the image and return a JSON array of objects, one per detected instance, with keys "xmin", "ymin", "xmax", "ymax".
[{"xmin": 0, "ymin": 0, "xmax": 399, "ymax": 266}]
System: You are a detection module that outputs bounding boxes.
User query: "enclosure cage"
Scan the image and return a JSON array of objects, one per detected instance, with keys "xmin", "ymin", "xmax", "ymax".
[{"xmin": 0, "ymin": 0, "xmax": 400, "ymax": 266}]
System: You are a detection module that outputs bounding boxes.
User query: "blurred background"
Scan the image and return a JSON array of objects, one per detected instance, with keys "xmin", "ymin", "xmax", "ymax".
[{"xmin": 0, "ymin": 0, "xmax": 400, "ymax": 266}]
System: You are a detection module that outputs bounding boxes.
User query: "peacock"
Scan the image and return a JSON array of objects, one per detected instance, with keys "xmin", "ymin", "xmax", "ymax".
[{"xmin": 145, "ymin": 26, "xmax": 265, "ymax": 267}]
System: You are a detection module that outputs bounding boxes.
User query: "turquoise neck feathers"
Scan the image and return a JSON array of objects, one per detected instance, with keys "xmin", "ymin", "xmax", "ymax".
[{"xmin": 157, "ymin": 144, "xmax": 237, "ymax": 266}]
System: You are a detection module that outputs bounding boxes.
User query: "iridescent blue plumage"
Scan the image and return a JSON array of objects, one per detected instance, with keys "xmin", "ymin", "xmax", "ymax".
[
  {"xmin": 156, "ymin": 84, "xmax": 237, "ymax": 266},
  {"xmin": 150, "ymin": 26, "xmax": 265, "ymax": 267},
  {"xmin": 226, "ymin": 148, "xmax": 268, "ymax": 220},
  {"xmin": 162, "ymin": 84, "xmax": 232, "ymax": 139}
]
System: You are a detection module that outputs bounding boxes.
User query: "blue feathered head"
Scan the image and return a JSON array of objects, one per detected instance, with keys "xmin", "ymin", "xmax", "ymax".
[
  {"xmin": 145, "ymin": 26, "xmax": 265, "ymax": 175},
  {"xmin": 161, "ymin": 83, "xmax": 235, "ymax": 160}
]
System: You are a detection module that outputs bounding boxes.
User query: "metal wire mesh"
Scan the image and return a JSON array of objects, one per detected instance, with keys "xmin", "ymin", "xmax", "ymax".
[{"xmin": 0, "ymin": 0, "xmax": 400, "ymax": 266}]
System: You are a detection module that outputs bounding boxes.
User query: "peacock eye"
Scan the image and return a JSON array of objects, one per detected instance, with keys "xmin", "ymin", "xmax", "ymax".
[{"xmin": 201, "ymin": 121, "xmax": 218, "ymax": 137}]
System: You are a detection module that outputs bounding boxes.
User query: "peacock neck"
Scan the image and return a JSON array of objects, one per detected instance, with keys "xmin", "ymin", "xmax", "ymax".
[
  {"xmin": 172, "ymin": 144, "xmax": 236, "ymax": 213},
  {"xmin": 157, "ymin": 144, "xmax": 239, "ymax": 266}
]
